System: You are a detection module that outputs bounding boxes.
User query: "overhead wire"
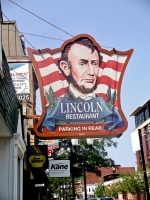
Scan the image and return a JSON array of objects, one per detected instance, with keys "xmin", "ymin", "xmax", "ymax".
[
  {"xmin": 1, "ymin": 27, "xmax": 113, "ymax": 49},
  {"xmin": 2, "ymin": 12, "xmax": 60, "ymax": 114},
  {"xmin": 2, "ymin": 28, "xmax": 66, "ymax": 42},
  {"xmin": 2, "ymin": 12, "xmax": 115, "ymax": 113},
  {"xmin": 2, "ymin": 11, "xmax": 114, "ymax": 49},
  {"xmin": 8, "ymin": 0, "xmax": 74, "ymax": 37},
  {"xmin": 2, "ymin": 2, "xmax": 122, "ymax": 138},
  {"xmin": 2, "ymin": 12, "xmax": 36, "ymax": 50},
  {"xmin": 2, "ymin": 12, "xmax": 112, "ymax": 102},
  {"xmin": 2, "ymin": 4, "xmax": 116, "ymax": 117},
  {"xmin": 2, "ymin": 12, "xmax": 43, "ymax": 114}
]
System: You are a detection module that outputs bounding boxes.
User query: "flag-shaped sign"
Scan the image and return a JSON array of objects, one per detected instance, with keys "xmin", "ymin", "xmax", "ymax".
[{"xmin": 28, "ymin": 34, "xmax": 133, "ymax": 139}]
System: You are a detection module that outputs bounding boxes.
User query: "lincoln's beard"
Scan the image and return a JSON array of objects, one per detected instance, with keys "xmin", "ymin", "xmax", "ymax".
[{"xmin": 67, "ymin": 73, "xmax": 97, "ymax": 95}]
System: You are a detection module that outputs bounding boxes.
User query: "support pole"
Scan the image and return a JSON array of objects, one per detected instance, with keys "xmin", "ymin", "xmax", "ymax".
[
  {"xmin": 72, "ymin": 165, "xmax": 75, "ymax": 200},
  {"xmin": 63, "ymin": 189, "xmax": 65, "ymax": 200},
  {"xmin": 138, "ymin": 129, "xmax": 150, "ymax": 200},
  {"xmin": 83, "ymin": 150, "xmax": 87, "ymax": 200}
]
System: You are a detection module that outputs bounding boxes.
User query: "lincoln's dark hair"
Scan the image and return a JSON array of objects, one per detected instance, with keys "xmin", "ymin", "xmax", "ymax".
[{"xmin": 58, "ymin": 37, "xmax": 102, "ymax": 77}]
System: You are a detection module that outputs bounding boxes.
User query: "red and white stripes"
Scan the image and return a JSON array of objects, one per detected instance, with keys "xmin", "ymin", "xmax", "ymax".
[{"xmin": 33, "ymin": 51, "xmax": 128, "ymax": 107}]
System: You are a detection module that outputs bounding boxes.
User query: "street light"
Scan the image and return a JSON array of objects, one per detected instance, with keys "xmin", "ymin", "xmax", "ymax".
[{"xmin": 71, "ymin": 138, "xmax": 94, "ymax": 200}]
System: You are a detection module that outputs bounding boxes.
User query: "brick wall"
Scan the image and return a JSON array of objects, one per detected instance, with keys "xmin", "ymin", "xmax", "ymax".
[{"xmin": 86, "ymin": 166, "xmax": 135, "ymax": 184}]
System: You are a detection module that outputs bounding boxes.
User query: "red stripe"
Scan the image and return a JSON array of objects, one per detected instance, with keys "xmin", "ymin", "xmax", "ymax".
[
  {"xmin": 100, "ymin": 62, "xmax": 106, "ymax": 70},
  {"xmin": 37, "ymin": 58, "xmax": 123, "ymax": 72},
  {"xmin": 37, "ymin": 57, "xmax": 55, "ymax": 68},
  {"xmin": 53, "ymin": 57, "xmax": 60, "ymax": 66},
  {"xmin": 35, "ymin": 53, "xmax": 122, "ymax": 109},
  {"xmin": 97, "ymin": 76, "xmax": 119, "ymax": 90},
  {"xmin": 41, "ymin": 71, "xmax": 66, "ymax": 86},
  {"xmin": 101, "ymin": 60, "xmax": 124, "ymax": 72},
  {"xmin": 54, "ymin": 87, "xmax": 67, "ymax": 97},
  {"xmin": 42, "ymin": 72, "xmax": 118, "ymax": 90},
  {"xmin": 36, "ymin": 57, "xmax": 61, "ymax": 68}
]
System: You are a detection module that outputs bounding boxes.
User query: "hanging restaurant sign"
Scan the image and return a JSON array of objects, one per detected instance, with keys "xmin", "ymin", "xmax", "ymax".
[{"xmin": 27, "ymin": 34, "xmax": 133, "ymax": 139}]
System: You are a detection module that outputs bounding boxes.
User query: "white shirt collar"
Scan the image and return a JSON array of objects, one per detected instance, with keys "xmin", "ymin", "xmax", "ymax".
[{"xmin": 69, "ymin": 84, "xmax": 96, "ymax": 100}]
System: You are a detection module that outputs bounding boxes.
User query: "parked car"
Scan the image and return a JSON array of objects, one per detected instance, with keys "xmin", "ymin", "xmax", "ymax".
[{"xmin": 88, "ymin": 198, "xmax": 97, "ymax": 200}]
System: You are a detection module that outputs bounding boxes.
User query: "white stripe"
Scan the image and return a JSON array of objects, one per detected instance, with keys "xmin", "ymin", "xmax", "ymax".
[
  {"xmin": 101, "ymin": 52, "xmax": 127, "ymax": 63},
  {"xmin": 39, "ymin": 63, "xmax": 59, "ymax": 77},
  {"xmin": 33, "ymin": 51, "xmax": 127, "ymax": 63},
  {"xmin": 33, "ymin": 52, "xmax": 51, "ymax": 61},
  {"xmin": 61, "ymin": 79, "xmax": 69, "ymax": 88},
  {"xmin": 98, "ymin": 68, "xmax": 121, "ymax": 81},
  {"xmin": 40, "ymin": 63, "xmax": 121, "ymax": 79},
  {"xmin": 96, "ymin": 84, "xmax": 118, "ymax": 95},
  {"xmin": 38, "ymin": 56, "xmax": 123, "ymax": 78},
  {"xmin": 52, "ymin": 51, "xmax": 61, "ymax": 59},
  {"xmin": 98, "ymin": 68, "xmax": 103, "ymax": 77}
]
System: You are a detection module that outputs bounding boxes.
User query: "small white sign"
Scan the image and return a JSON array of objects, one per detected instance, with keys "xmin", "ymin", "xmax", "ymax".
[
  {"xmin": 49, "ymin": 160, "xmax": 70, "ymax": 177},
  {"xmin": 9, "ymin": 63, "xmax": 30, "ymax": 94},
  {"xmin": 131, "ymin": 131, "xmax": 141, "ymax": 152}
]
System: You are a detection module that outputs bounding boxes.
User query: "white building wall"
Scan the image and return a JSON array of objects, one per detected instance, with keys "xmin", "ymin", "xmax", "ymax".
[
  {"xmin": 0, "ymin": 137, "xmax": 12, "ymax": 200},
  {"xmin": 0, "ymin": 110, "xmax": 26, "ymax": 200},
  {"xmin": 83, "ymin": 184, "xmax": 96, "ymax": 198}
]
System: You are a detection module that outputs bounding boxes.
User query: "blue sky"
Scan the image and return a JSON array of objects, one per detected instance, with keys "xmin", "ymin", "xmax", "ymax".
[{"xmin": 2, "ymin": 0, "xmax": 150, "ymax": 168}]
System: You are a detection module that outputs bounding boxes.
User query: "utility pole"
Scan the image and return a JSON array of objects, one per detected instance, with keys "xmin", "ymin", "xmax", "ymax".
[{"xmin": 138, "ymin": 129, "xmax": 150, "ymax": 200}]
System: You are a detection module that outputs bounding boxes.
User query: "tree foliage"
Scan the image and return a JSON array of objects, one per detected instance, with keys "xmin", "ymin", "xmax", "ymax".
[
  {"xmin": 48, "ymin": 138, "xmax": 117, "ymax": 198},
  {"xmin": 95, "ymin": 172, "xmax": 146, "ymax": 199},
  {"xmin": 95, "ymin": 183, "xmax": 105, "ymax": 197},
  {"xmin": 47, "ymin": 176, "xmax": 78, "ymax": 199},
  {"xmin": 119, "ymin": 172, "xmax": 145, "ymax": 196},
  {"xmin": 50, "ymin": 138, "xmax": 117, "ymax": 178},
  {"xmin": 105, "ymin": 183, "xmax": 119, "ymax": 198}
]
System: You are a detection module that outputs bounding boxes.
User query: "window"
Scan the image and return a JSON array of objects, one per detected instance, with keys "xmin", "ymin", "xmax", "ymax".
[
  {"xmin": 135, "ymin": 115, "xmax": 140, "ymax": 127},
  {"xmin": 135, "ymin": 105, "xmax": 150, "ymax": 128},
  {"xmin": 144, "ymin": 106, "xmax": 149, "ymax": 121}
]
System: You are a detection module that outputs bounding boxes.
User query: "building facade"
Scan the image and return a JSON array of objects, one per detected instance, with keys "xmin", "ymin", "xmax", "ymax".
[
  {"xmin": 1, "ymin": 16, "xmax": 49, "ymax": 199},
  {"xmin": 76, "ymin": 165, "xmax": 135, "ymax": 199},
  {"xmin": 0, "ymin": 9, "xmax": 26, "ymax": 200},
  {"xmin": 130, "ymin": 99, "xmax": 150, "ymax": 167},
  {"xmin": 0, "ymin": 6, "xmax": 42, "ymax": 198}
]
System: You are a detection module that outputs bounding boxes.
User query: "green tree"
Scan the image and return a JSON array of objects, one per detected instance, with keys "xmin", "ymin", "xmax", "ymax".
[
  {"xmin": 51, "ymin": 138, "xmax": 117, "ymax": 177},
  {"xmin": 47, "ymin": 176, "xmax": 75, "ymax": 199},
  {"xmin": 95, "ymin": 184, "xmax": 105, "ymax": 197},
  {"xmin": 107, "ymin": 183, "xmax": 119, "ymax": 198},
  {"xmin": 95, "ymin": 172, "xmax": 146, "ymax": 199},
  {"xmin": 138, "ymin": 161, "xmax": 150, "ymax": 188},
  {"xmin": 48, "ymin": 138, "xmax": 117, "ymax": 199},
  {"xmin": 105, "ymin": 173, "xmax": 146, "ymax": 200},
  {"xmin": 120, "ymin": 172, "xmax": 145, "ymax": 198}
]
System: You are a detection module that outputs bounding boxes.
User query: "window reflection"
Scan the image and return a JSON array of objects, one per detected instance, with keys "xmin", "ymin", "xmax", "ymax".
[{"xmin": 135, "ymin": 105, "xmax": 150, "ymax": 128}]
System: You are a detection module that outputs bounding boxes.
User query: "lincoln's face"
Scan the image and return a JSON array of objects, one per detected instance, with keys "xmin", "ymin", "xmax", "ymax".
[{"xmin": 60, "ymin": 44, "xmax": 100, "ymax": 94}]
